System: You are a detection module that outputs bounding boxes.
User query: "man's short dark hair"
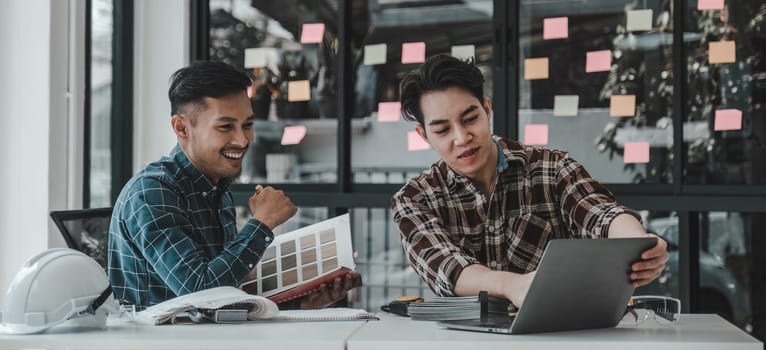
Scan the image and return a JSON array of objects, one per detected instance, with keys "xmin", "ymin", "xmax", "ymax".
[
  {"xmin": 168, "ymin": 61, "xmax": 251, "ymax": 117},
  {"xmin": 399, "ymin": 55, "xmax": 485, "ymax": 126}
]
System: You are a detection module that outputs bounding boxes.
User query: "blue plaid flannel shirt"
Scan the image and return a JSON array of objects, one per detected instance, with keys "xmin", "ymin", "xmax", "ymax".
[{"xmin": 108, "ymin": 145, "xmax": 273, "ymax": 309}]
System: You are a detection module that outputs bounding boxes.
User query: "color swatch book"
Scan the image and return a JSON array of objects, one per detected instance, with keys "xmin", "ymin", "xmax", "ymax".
[{"xmin": 241, "ymin": 214, "xmax": 356, "ymax": 304}]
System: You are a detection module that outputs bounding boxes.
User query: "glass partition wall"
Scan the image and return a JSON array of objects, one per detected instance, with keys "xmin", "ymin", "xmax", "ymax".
[{"xmin": 177, "ymin": 0, "xmax": 766, "ymax": 339}]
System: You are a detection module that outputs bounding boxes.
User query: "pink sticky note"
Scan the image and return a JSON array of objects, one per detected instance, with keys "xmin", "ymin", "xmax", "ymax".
[
  {"xmin": 281, "ymin": 125, "xmax": 307, "ymax": 145},
  {"xmin": 524, "ymin": 124, "xmax": 549, "ymax": 145},
  {"xmin": 698, "ymin": 0, "xmax": 724, "ymax": 10},
  {"xmin": 407, "ymin": 131, "xmax": 430, "ymax": 151},
  {"xmin": 300, "ymin": 23, "xmax": 325, "ymax": 44},
  {"xmin": 714, "ymin": 109, "xmax": 742, "ymax": 131},
  {"xmin": 377, "ymin": 102, "xmax": 401, "ymax": 122},
  {"xmin": 402, "ymin": 42, "xmax": 426, "ymax": 64},
  {"xmin": 543, "ymin": 17, "xmax": 568, "ymax": 40},
  {"xmin": 586, "ymin": 50, "xmax": 612, "ymax": 73},
  {"xmin": 624, "ymin": 142, "xmax": 650, "ymax": 164}
]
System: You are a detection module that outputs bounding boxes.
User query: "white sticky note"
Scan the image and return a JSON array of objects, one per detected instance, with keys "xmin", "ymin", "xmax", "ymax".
[
  {"xmin": 287, "ymin": 80, "xmax": 311, "ymax": 102},
  {"xmin": 553, "ymin": 95, "xmax": 579, "ymax": 117},
  {"xmin": 451, "ymin": 45, "xmax": 475, "ymax": 61},
  {"xmin": 407, "ymin": 131, "xmax": 430, "ymax": 151},
  {"xmin": 626, "ymin": 9, "xmax": 653, "ymax": 32},
  {"xmin": 363, "ymin": 44, "xmax": 387, "ymax": 65},
  {"xmin": 281, "ymin": 125, "xmax": 307, "ymax": 145},
  {"xmin": 244, "ymin": 48, "xmax": 268, "ymax": 68}
]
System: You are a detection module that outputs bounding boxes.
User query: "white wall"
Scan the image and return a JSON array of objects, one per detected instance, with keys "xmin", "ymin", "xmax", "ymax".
[
  {"xmin": 0, "ymin": 0, "xmax": 72, "ymax": 305},
  {"xmin": 0, "ymin": 0, "xmax": 188, "ymax": 306},
  {"xmin": 133, "ymin": 0, "xmax": 189, "ymax": 171}
]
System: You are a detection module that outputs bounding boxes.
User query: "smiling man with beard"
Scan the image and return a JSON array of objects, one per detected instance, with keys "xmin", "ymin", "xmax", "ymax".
[
  {"xmin": 392, "ymin": 55, "xmax": 668, "ymax": 308},
  {"xmin": 108, "ymin": 61, "xmax": 360, "ymax": 310}
]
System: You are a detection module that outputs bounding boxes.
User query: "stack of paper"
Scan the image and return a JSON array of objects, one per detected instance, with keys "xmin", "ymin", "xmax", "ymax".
[{"xmin": 408, "ymin": 296, "xmax": 512, "ymax": 321}]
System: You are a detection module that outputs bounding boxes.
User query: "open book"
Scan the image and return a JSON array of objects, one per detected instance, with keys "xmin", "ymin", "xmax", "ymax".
[
  {"xmin": 134, "ymin": 286, "xmax": 279, "ymax": 325},
  {"xmin": 241, "ymin": 214, "xmax": 356, "ymax": 304}
]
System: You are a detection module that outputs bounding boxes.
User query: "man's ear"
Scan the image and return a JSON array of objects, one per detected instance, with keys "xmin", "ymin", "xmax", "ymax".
[
  {"xmin": 415, "ymin": 124, "xmax": 430, "ymax": 144},
  {"xmin": 483, "ymin": 97, "xmax": 493, "ymax": 117},
  {"xmin": 171, "ymin": 114, "xmax": 189, "ymax": 139}
]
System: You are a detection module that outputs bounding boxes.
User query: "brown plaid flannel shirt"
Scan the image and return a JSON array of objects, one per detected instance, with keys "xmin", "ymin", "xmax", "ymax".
[{"xmin": 392, "ymin": 136, "xmax": 640, "ymax": 296}]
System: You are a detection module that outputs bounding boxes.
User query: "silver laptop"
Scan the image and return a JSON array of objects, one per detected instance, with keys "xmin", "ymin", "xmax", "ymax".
[{"xmin": 438, "ymin": 237, "xmax": 657, "ymax": 334}]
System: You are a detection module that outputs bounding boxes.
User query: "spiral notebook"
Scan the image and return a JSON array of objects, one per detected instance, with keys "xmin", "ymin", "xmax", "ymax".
[{"xmin": 241, "ymin": 214, "xmax": 356, "ymax": 304}]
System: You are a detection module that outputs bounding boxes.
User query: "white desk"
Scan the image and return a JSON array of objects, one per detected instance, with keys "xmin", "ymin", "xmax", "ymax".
[
  {"xmin": 0, "ymin": 314, "xmax": 762, "ymax": 350},
  {"xmin": 0, "ymin": 320, "xmax": 367, "ymax": 350},
  {"xmin": 346, "ymin": 314, "xmax": 763, "ymax": 350}
]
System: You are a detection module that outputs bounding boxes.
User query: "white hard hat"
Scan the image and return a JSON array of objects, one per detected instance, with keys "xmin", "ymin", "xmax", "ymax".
[{"xmin": 0, "ymin": 248, "xmax": 119, "ymax": 334}]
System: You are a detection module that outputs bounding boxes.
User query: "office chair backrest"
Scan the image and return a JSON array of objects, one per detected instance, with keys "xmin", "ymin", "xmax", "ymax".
[{"xmin": 49, "ymin": 207, "xmax": 113, "ymax": 270}]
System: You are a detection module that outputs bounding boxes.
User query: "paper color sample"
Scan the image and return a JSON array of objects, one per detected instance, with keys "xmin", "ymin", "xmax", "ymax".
[
  {"xmin": 624, "ymin": 142, "xmax": 650, "ymax": 164},
  {"xmin": 524, "ymin": 57, "xmax": 549, "ymax": 80},
  {"xmin": 300, "ymin": 23, "xmax": 325, "ymax": 44},
  {"xmin": 714, "ymin": 109, "xmax": 742, "ymax": 131},
  {"xmin": 543, "ymin": 17, "xmax": 568, "ymax": 40},
  {"xmin": 610, "ymin": 95, "xmax": 636, "ymax": 117},
  {"xmin": 553, "ymin": 95, "xmax": 579, "ymax": 117},
  {"xmin": 626, "ymin": 9, "xmax": 653, "ymax": 32},
  {"xmin": 451, "ymin": 45, "xmax": 475, "ymax": 61},
  {"xmin": 709, "ymin": 41, "xmax": 736, "ymax": 64},
  {"xmin": 401, "ymin": 42, "xmax": 426, "ymax": 64},
  {"xmin": 287, "ymin": 80, "xmax": 311, "ymax": 102},
  {"xmin": 377, "ymin": 102, "xmax": 401, "ymax": 122},
  {"xmin": 363, "ymin": 44, "xmax": 387, "ymax": 65},
  {"xmin": 698, "ymin": 0, "xmax": 724, "ymax": 10},
  {"xmin": 524, "ymin": 124, "xmax": 549, "ymax": 145},
  {"xmin": 586, "ymin": 50, "xmax": 612, "ymax": 73},
  {"xmin": 244, "ymin": 48, "xmax": 268, "ymax": 68},
  {"xmin": 407, "ymin": 131, "xmax": 430, "ymax": 151},
  {"xmin": 281, "ymin": 125, "xmax": 307, "ymax": 145}
]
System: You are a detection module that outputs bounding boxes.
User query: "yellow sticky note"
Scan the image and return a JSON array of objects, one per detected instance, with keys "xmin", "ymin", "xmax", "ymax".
[
  {"xmin": 610, "ymin": 95, "xmax": 636, "ymax": 117},
  {"xmin": 524, "ymin": 57, "xmax": 549, "ymax": 80},
  {"xmin": 288, "ymin": 80, "xmax": 311, "ymax": 102},
  {"xmin": 709, "ymin": 41, "xmax": 735, "ymax": 64}
]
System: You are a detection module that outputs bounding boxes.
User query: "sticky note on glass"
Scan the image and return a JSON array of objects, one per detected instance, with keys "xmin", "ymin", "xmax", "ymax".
[
  {"xmin": 709, "ymin": 41, "xmax": 735, "ymax": 64},
  {"xmin": 553, "ymin": 95, "xmax": 579, "ymax": 117},
  {"xmin": 300, "ymin": 23, "xmax": 325, "ymax": 44},
  {"xmin": 524, "ymin": 124, "xmax": 549, "ymax": 145},
  {"xmin": 624, "ymin": 142, "xmax": 650, "ymax": 164},
  {"xmin": 402, "ymin": 42, "xmax": 426, "ymax": 64},
  {"xmin": 524, "ymin": 57, "xmax": 549, "ymax": 80},
  {"xmin": 377, "ymin": 102, "xmax": 401, "ymax": 122},
  {"xmin": 451, "ymin": 45, "xmax": 475, "ymax": 61},
  {"xmin": 244, "ymin": 48, "xmax": 268, "ymax": 68},
  {"xmin": 698, "ymin": 0, "xmax": 724, "ymax": 10},
  {"xmin": 407, "ymin": 131, "xmax": 430, "ymax": 151},
  {"xmin": 363, "ymin": 43, "xmax": 387, "ymax": 65},
  {"xmin": 714, "ymin": 109, "xmax": 742, "ymax": 131},
  {"xmin": 586, "ymin": 50, "xmax": 612, "ymax": 73},
  {"xmin": 543, "ymin": 17, "xmax": 568, "ymax": 40},
  {"xmin": 281, "ymin": 125, "xmax": 307, "ymax": 145},
  {"xmin": 610, "ymin": 95, "xmax": 636, "ymax": 117},
  {"xmin": 626, "ymin": 9, "xmax": 653, "ymax": 32},
  {"xmin": 287, "ymin": 80, "xmax": 310, "ymax": 102}
]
